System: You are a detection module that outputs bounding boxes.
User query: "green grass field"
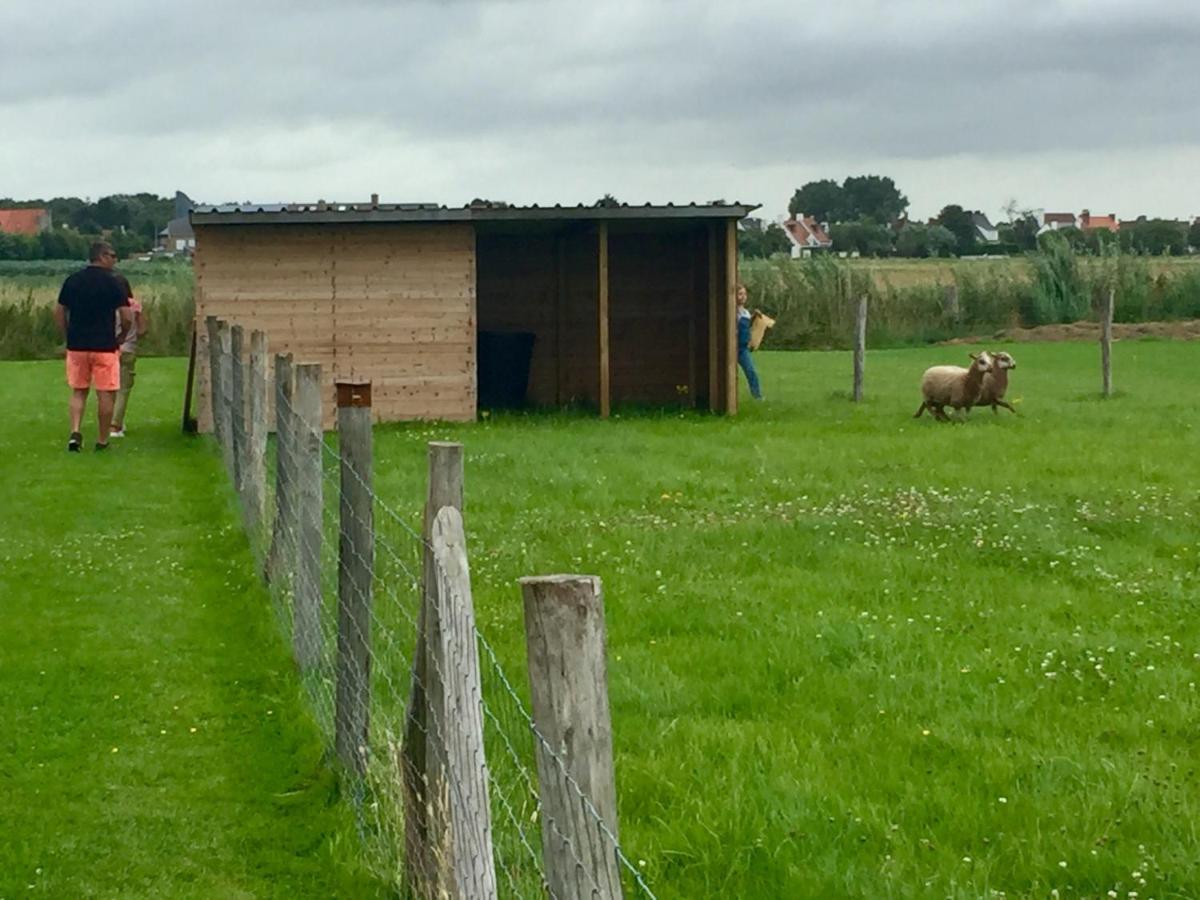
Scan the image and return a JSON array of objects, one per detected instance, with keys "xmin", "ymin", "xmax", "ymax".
[
  {"xmin": 0, "ymin": 360, "xmax": 382, "ymax": 898},
  {"xmin": 5, "ymin": 340, "xmax": 1199, "ymax": 898}
]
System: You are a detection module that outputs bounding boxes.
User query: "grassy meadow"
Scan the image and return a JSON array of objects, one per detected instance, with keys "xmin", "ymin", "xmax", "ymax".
[
  {"xmin": 5, "ymin": 338, "xmax": 1200, "ymax": 897},
  {"xmin": 366, "ymin": 339, "xmax": 1200, "ymax": 899},
  {"xmin": 0, "ymin": 360, "xmax": 382, "ymax": 898}
]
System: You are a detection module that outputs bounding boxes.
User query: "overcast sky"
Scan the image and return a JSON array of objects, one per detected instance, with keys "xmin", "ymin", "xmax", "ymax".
[{"xmin": 3, "ymin": 0, "xmax": 1198, "ymax": 223}]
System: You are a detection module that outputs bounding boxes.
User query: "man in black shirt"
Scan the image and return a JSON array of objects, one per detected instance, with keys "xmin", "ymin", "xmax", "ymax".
[{"xmin": 54, "ymin": 242, "xmax": 133, "ymax": 451}]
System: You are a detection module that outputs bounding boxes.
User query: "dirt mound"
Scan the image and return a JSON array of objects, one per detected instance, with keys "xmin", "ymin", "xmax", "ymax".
[{"xmin": 942, "ymin": 319, "xmax": 1200, "ymax": 345}]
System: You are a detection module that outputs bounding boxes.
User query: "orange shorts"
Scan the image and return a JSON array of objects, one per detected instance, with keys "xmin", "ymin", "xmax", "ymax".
[{"xmin": 66, "ymin": 350, "xmax": 120, "ymax": 391}]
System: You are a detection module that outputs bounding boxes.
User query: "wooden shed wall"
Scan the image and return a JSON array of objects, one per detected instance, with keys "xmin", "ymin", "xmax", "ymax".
[
  {"xmin": 476, "ymin": 231, "xmax": 600, "ymax": 407},
  {"xmin": 193, "ymin": 223, "xmax": 476, "ymax": 431}
]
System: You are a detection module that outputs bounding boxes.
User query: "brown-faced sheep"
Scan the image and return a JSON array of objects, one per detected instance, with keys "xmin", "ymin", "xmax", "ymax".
[
  {"xmin": 914, "ymin": 351, "xmax": 994, "ymax": 421},
  {"xmin": 975, "ymin": 350, "xmax": 1017, "ymax": 414}
]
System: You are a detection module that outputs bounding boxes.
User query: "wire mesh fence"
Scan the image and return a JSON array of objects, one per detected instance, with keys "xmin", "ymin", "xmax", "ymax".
[{"xmin": 203, "ymin": 318, "xmax": 656, "ymax": 900}]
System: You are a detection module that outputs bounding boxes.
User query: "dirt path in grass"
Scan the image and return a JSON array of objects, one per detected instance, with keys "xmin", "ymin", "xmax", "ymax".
[{"xmin": 942, "ymin": 318, "xmax": 1200, "ymax": 344}]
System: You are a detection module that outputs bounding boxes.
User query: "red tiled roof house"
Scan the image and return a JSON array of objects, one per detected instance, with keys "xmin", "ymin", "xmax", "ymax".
[
  {"xmin": 0, "ymin": 208, "xmax": 52, "ymax": 235},
  {"xmin": 784, "ymin": 214, "xmax": 833, "ymax": 258}
]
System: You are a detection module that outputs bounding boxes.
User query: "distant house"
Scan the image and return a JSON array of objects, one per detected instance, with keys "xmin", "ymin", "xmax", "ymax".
[
  {"xmin": 158, "ymin": 190, "xmax": 196, "ymax": 254},
  {"xmin": 0, "ymin": 208, "xmax": 51, "ymax": 235},
  {"xmin": 783, "ymin": 214, "xmax": 833, "ymax": 258},
  {"xmin": 971, "ymin": 211, "xmax": 999, "ymax": 243},
  {"xmin": 1079, "ymin": 209, "xmax": 1119, "ymax": 233},
  {"xmin": 1039, "ymin": 211, "xmax": 1077, "ymax": 233}
]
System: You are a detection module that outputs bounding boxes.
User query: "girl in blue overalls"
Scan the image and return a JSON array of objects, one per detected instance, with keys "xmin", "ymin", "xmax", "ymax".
[{"xmin": 736, "ymin": 283, "xmax": 763, "ymax": 399}]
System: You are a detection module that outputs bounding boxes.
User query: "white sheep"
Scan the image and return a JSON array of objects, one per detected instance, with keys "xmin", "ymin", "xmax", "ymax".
[
  {"xmin": 914, "ymin": 351, "xmax": 994, "ymax": 421},
  {"xmin": 974, "ymin": 350, "xmax": 1017, "ymax": 414}
]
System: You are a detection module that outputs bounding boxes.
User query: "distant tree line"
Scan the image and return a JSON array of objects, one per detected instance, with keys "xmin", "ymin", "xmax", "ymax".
[
  {"xmin": 0, "ymin": 193, "xmax": 175, "ymax": 260},
  {"xmin": 739, "ymin": 175, "xmax": 1200, "ymax": 260}
]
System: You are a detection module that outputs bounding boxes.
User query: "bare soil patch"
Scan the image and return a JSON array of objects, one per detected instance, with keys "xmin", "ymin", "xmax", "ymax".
[{"xmin": 943, "ymin": 319, "xmax": 1200, "ymax": 345}]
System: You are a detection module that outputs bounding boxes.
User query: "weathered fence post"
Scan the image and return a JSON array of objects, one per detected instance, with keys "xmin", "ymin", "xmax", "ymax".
[
  {"xmin": 853, "ymin": 295, "xmax": 868, "ymax": 403},
  {"xmin": 216, "ymin": 320, "xmax": 235, "ymax": 478},
  {"xmin": 942, "ymin": 283, "xmax": 960, "ymax": 322},
  {"xmin": 1101, "ymin": 287, "xmax": 1114, "ymax": 397},
  {"xmin": 266, "ymin": 353, "xmax": 295, "ymax": 585},
  {"xmin": 292, "ymin": 363, "xmax": 323, "ymax": 672},
  {"xmin": 335, "ymin": 381, "xmax": 374, "ymax": 778},
  {"xmin": 521, "ymin": 574, "xmax": 623, "ymax": 900},
  {"xmin": 204, "ymin": 316, "xmax": 226, "ymax": 449},
  {"xmin": 229, "ymin": 324, "xmax": 246, "ymax": 491},
  {"xmin": 404, "ymin": 441, "xmax": 464, "ymax": 897},
  {"xmin": 426, "ymin": 506, "xmax": 498, "ymax": 899},
  {"xmin": 245, "ymin": 330, "xmax": 269, "ymax": 543}
]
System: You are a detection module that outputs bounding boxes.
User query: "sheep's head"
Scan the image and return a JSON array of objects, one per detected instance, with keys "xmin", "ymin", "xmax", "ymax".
[
  {"xmin": 968, "ymin": 351, "xmax": 994, "ymax": 372},
  {"xmin": 990, "ymin": 351, "xmax": 1016, "ymax": 370}
]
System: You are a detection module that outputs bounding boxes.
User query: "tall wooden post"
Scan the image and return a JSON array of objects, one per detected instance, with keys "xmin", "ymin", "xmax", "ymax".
[
  {"xmin": 216, "ymin": 320, "xmax": 235, "ymax": 478},
  {"xmin": 204, "ymin": 316, "xmax": 225, "ymax": 446},
  {"xmin": 521, "ymin": 575, "xmax": 623, "ymax": 900},
  {"xmin": 266, "ymin": 353, "xmax": 295, "ymax": 584},
  {"xmin": 229, "ymin": 324, "xmax": 246, "ymax": 491},
  {"xmin": 246, "ymin": 330, "xmax": 269, "ymax": 541},
  {"xmin": 724, "ymin": 219, "xmax": 738, "ymax": 415},
  {"xmin": 426, "ymin": 507, "xmax": 498, "ymax": 899},
  {"xmin": 404, "ymin": 441, "xmax": 464, "ymax": 897},
  {"xmin": 292, "ymin": 363, "xmax": 324, "ymax": 672},
  {"xmin": 853, "ymin": 296, "xmax": 868, "ymax": 403},
  {"xmin": 1101, "ymin": 287, "xmax": 1114, "ymax": 397},
  {"xmin": 598, "ymin": 223, "xmax": 610, "ymax": 418},
  {"xmin": 707, "ymin": 224, "xmax": 719, "ymax": 410},
  {"xmin": 335, "ymin": 381, "xmax": 374, "ymax": 778}
]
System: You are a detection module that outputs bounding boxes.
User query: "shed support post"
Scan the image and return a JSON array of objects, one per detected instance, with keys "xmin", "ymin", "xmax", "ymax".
[{"xmin": 598, "ymin": 223, "xmax": 610, "ymax": 418}]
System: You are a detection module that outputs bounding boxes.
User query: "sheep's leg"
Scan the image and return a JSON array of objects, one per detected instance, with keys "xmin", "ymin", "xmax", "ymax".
[
  {"xmin": 933, "ymin": 404, "xmax": 950, "ymax": 422},
  {"xmin": 996, "ymin": 399, "xmax": 1017, "ymax": 414},
  {"xmin": 914, "ymin": 402, "xmax": 928, "ymax": 419}
]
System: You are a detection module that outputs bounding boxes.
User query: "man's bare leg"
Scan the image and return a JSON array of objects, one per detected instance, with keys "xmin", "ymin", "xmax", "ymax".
[
  {"xmin": 70, "ymin": 388, "xmax": 89, "ymax": 434},
  {"xmin": 97, "ymin": 390, "xmax": 116, "ymax": 445}
]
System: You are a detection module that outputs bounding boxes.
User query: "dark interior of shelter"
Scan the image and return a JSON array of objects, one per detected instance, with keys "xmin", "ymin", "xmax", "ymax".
[{"xmin": 474, "ymin": 221, "xmax": 725, "ymax": 412}]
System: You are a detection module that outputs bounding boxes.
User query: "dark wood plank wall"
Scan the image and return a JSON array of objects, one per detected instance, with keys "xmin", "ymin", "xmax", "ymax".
[
  {"xmin": 476, "ymin": 231, "xmax": 601, "ymax": 407},
  {"xmin": 608, "ymin": 230, "xmax": 698, "ymax": 406},
  {"xmin": 476, "ymin": 224, "xmax": 725, "ymax": 411}
]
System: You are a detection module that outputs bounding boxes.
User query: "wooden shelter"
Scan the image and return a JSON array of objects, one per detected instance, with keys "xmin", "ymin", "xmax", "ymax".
[{"xmin": 191, "ymin": 200, "xmax": 754, "ymax": 429}]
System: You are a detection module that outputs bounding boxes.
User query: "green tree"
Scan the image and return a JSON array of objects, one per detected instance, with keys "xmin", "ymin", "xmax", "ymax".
[
  {"xmin": 1120, "ymin": 219, "xmax": 1187, "ymax": 255},
  {"xmin": 895, "ymin": 223, "xmax": 956, "ymax": 258},
  {"xmin": 841, "ymin": 175, "xmax": 908, "ymax": 223},
  {"xmin": 738, "ymin": 218, "xmax": 791, "ymax": 259},
  {"xmin": 933, "ymin": 205, "xmax": 977, "ymax": 256},
  {"xmin": 829, "ymin": 220, "xmax": 893, "ymax": 256},
  {"xmin": 788, "ymin": 179, "xmax": 844, "ymax": 222},
  {"xmin": 1188, "ymin": 219, "xmax": 1200, "ymax": 251}
]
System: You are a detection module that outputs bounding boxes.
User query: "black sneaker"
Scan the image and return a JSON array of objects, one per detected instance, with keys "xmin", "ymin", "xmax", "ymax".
[
  {"xmin": 68, "ymin": 432, "xmax": 82, "ymax": 452},
  {"xmin": 94, "ymin": 442, "xmax": 109, "ymax": 452}
]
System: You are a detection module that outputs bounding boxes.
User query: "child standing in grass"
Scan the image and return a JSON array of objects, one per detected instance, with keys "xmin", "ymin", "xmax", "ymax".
[
  {"xmin": 110, "ymin": 273, "xmax": 147, "ymax": 439},
  {"xmin": 736, "ymin": 283, "xmax": 763, "ymax": 400}
]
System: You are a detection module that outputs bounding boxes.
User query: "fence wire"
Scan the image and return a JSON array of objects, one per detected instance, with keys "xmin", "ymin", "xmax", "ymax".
[{"xmin": 209, "ymin": 359, "xmax": 657, "ymax": 900}]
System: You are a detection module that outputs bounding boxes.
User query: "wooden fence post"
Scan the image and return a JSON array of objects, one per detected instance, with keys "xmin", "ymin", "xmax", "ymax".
[
  {"xmin": 230, "ymin": 324, "xmax": 246, "ymax": 491},
  {"xmin": 1102, "ymin": 287, "xmax": 1114, "ymax": 397},
  {"xmin": 204, "ymin": 316, "xmax": 225, "ymax": 447},
  {"xmin": 292, "ymin": 363, "xmax": 323, "ymax": 672},
  {"xmin": 942, "ymin": 283, "xmax": 960, "ymax": 322},
  {"xmin": 246, "ymin": 330, "xmax": 269, "ymax": 543},
  {"xmin": 427, "ymin": 506, "xmax": 498, "ymax": 899},
  {"xmin": 335, "ymin": 381, "xmax": 374, "ymax": 778},
  {"xmin": 853, "ymin": 295, "xmax": 867, "ymax": 403},
  {"xmin": 266, "ymin": 353, "xmax": 295, "ymax": 585},
  {"xmin": 404, "ymin": 441, "xmax": 464, "ymax": 897},
  {"xmin": 520, "ymin": 575, "xmax": 623, "ymax": 900},
  {"xmin": 216, "ymin": 320, "xmax": 235, "ymax": 478}
]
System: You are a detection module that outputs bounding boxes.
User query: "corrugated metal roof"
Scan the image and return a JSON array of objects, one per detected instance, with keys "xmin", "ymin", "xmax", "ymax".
[{"xmin": 191, "ymin": 200, "xmax": 758, "ymax": 226}]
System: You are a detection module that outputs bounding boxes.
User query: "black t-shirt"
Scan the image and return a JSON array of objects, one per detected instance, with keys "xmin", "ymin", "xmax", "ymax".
[{"xmin": 57, "ymin": 266, "xmax": 130, "ymax": 351}]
